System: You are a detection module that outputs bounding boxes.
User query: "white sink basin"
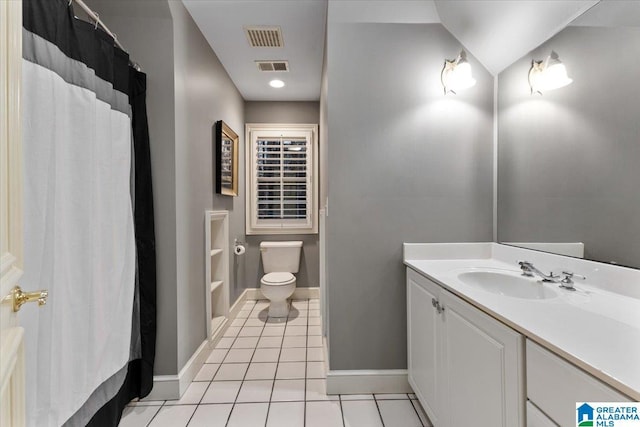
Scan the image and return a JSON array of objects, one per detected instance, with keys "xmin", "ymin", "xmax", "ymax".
[{"xmin": 457, "ymin": 270, "xmax": 558, "ymax": 300}]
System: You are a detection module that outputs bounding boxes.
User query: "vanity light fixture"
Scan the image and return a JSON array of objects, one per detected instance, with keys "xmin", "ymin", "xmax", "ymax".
[
  {"xmin": 269, "ymin": 79, "xmax": 285, "ymax": 88},
  {"xmin": 441, "ymin": 50, "xmax": 476, "ymax": 95},
  {"xmin": 528, "ymin": 51, "xmax": 573, "ymax": 95}
]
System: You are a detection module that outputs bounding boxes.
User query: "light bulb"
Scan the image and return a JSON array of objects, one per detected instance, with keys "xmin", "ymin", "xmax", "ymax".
[{"xmin": 269, "ymin": 79, "xmax": 285, "ymax": 88}]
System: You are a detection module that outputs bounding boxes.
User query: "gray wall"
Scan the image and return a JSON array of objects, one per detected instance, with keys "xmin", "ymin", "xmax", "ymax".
[
  {"xmin": 243, "ymin": 102, "xmax": 320, "ymax": 291},
  {"xmin": 245, "ymin": 101, "xmax": 319, "ymax": 124},
  {"xmin": 498, "ymin": 26, "xmax": 640, "ymax": 268},
  {"xmin": 326, "ymin": 22, "xmax": 494, "ymax": 370},
  {"xmin": 87, "ymin": 0, "xmax": 246, "ymax": 374},
  {"xmin": 85, "ymin": 0, "xmax": 178, "ymax": 375},
  {"xmin": 170, "ymin": 2, "xmax": 246, "ymax": 369}
]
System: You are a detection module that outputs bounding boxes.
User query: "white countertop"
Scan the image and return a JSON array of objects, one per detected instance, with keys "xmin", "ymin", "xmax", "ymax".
[{"xmin": 403, "ymin": 243, "xmax": 640, "ymax": 400}]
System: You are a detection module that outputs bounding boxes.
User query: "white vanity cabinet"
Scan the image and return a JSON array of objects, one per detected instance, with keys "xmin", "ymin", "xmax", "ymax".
[
  {"xmin": 407, "ymin": 268, "xmax": 525, "ymax": 427},
  {"xmin": 526, "ymin": 340, "xmax": 630, "ymax": 426}
]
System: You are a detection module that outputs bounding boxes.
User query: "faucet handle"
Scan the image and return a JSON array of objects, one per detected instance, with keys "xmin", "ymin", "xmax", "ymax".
[
  {"xmin": 562, "ymin": 271, "xmax": 586, "ymax": 280},
  {"xmin": 518, "ymin": 261, "xmax": 534, "ymax": 277},
  {"xmin": 559, "ymin": 271, "xmax": 585, "ymax": 291},
  {"xmin": 518, "ymin": 260, "xmax": 532, "ymax": 270}
]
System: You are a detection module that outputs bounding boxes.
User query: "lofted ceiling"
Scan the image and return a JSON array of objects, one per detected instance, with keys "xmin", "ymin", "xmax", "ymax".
[
  {"xmin": 182, "ymin": 0, "xmax": 614, "ymax": 101},
  {"xmin": 570, "ymin": 0, "xmax": 640, "ymax": 27},
  {"xmin": 433, "ymin": 0, "xmax": 598, "ymax": 76}
]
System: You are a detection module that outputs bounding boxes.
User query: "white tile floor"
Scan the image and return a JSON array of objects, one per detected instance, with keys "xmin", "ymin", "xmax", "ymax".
[{"xmin": 120, "ymin": 299, "xmax": 432, "ymax": 427}]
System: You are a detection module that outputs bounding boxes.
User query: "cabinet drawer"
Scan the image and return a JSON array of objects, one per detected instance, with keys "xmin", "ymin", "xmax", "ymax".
[{"xmin": 526, "ymin": 340, "xmax": 630, "ymax": 426}]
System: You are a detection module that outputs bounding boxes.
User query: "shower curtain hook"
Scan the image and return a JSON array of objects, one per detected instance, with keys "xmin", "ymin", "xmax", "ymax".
[
  {"xmin": 68, "ymin": 0, "xmax": 73, "ymax": 6},
  {"xmin": 93, "ymin": 13, "xmax": 99, "ymax": 30}
]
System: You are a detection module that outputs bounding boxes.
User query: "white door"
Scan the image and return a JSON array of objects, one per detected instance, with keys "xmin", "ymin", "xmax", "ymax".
[{"xmin": 1, "ymin": 1, "xmax": 47, "ymax": 425}]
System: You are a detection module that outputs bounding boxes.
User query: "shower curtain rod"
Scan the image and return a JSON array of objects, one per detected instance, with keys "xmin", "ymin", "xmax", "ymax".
[{"xmin": 71, "ymin": 0, "xmax": 142, "ymax": 71}]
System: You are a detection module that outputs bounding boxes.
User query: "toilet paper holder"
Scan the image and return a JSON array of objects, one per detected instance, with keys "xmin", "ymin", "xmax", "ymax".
[{"xmin": 233, "ymin": 238, "xmax": 246, "ymax": 256}]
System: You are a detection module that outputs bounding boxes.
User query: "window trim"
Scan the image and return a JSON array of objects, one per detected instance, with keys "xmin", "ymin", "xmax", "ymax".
[{"xmin": 245, "ymin": 123, "xmax": 319, "ymax": 235}]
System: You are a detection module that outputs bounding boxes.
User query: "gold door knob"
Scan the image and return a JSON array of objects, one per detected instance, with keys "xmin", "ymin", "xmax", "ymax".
[{"xmin": 9, "ymin": 286, "xmax": 48, "ymax": 312}]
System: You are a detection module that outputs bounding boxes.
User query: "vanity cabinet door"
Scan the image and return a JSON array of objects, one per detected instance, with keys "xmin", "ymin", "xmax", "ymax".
[
  {"xmin": 440, "ymin": 290, "xmax": 525, "ymax": 427},
  {"xmin": 407, "ymin": 269, "xmax": 443, "ymax": 426}
]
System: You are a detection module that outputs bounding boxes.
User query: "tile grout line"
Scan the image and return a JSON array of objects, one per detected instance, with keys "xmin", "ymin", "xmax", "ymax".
[
  {"xmin": 222, "ymin": 299, "xmax": 258, "ymax": 427},
  {"xmin": 245, "ymin": 306, "xmax": 275, "ymax": 427},
  {"xmin": 144, "ymin": 322, "xmax": 236, "ymax": 427},
  {"xmin": 193, "ymin": 309, "xmax": 249, "ymax": 404},
  {"xmin": 144, "ymin": 400, "xmax": 167, "ymax": 427},
  {"xmin": 409, "ymin": 398, "xmax": 427, "ymax": 427},
  {"xmin": 372, "ymin": 394, "xmax": 386, "ymax": 427},
  {"xmin": 138, "ymin": 301, "xmax": 254, "ymax": 410},
  {"xmin": 132, "ymin": 299, "xmax": 333, "ymax": 427},
  {"xmin": 264, "ymin": 300, "xmax": 288, "ymax": 427},
  {"xmin": 302, "ymin": 299, "xmax": 309, "ymax": 427},
  {"xmin": 226, "ymin": 300, "xmax": 267, "ymax": 426},
  {"xmin": 194, "ymin": 301, "xmax": 252, "ymax": 403},
  {"xmin": 183, "ymin": 404, "xmax": 198, "ymax": 427}
]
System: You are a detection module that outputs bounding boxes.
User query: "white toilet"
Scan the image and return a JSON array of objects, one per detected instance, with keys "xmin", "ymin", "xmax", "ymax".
[{"xmin": 260, "ymin": 241, "xmax": 303, "ymax": 317}]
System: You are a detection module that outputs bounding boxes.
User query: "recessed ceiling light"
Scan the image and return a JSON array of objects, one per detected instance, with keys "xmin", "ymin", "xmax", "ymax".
[{"xmin": 269, "ymin": 79, "xmax": 285, "ymax": 88}]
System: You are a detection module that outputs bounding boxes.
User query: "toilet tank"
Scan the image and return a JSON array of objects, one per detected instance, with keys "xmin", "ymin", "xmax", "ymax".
[{"xmin": 260, "ymin": 241, "xmax": 303, "ymax": 273}]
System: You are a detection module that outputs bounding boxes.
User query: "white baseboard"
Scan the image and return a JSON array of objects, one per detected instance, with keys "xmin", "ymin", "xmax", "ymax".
[
  {"xmin": 143, "ymin": 375, "xmax": 180, "ymax": 401},
  {"xmin": 144, "ymin": 339, "xmax": 211, "ymax": 401},
  {"xmin": 177, "ymin": 340, "xmax": 211, "ymax": 395},
  {"xmin": 245, "ymin": 286, "xmax": 320, "ymax": 300},
  {"xmin": 244, "ymin": 288, "xmax": 262, "ymax": 300},
  {"xmin": 326, "ymin": 369, "xmax": 412, "ymax": 395},
  {"xmin": 229, "ymin": 289, "xmax": 248, "ymax": 320},
  {"xmin": 292, "ymin": 287, "xmax": 320, "ymax": 299},
  {"xmin": 144, "ymin": 289, "xmax": 253, "ymax": 400}
]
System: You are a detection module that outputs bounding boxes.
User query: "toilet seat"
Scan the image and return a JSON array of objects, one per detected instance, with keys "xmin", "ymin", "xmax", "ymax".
[{"xmin": 262, "ymin": 272, "xmax": 295, "ymax": 286}]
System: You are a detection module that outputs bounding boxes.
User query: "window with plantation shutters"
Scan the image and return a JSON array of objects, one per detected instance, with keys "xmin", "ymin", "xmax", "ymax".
[{"xmin": 246, "ymin": 124, "xmax": 318, "ymax": 235}]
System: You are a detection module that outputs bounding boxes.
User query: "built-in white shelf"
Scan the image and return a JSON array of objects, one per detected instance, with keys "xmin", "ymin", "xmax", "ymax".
[
  {"xmin": 210, "ymin": 280, "xmax": 223, "ymax": 293},
  {"xmin": 205, "ymin": 210, "xmax": 230, "ymax": 341}
]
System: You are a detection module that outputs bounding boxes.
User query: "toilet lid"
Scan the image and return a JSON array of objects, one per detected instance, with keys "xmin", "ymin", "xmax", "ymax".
[{"xmin": 263, "ymin": 272, "xmax": 295, "ymax": 285}]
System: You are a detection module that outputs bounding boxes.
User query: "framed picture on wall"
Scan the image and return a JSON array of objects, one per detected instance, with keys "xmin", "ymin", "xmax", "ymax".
[{"xmin": 215, "ymin": 120, "xmax": 239, "ymax": 196}]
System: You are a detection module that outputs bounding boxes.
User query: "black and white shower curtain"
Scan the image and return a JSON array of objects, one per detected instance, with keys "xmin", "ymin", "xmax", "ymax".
[{"xmin": 21, "ymin": 0, "xmax": 156, "ymax": 425}]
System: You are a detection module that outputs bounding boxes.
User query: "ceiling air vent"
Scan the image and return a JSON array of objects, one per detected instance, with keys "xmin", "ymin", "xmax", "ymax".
[
  {"xmin": 245, "ymin": 26, "xmax": 284, "ymax": 48},
  {"xmin": 255, "ymin": 61, "xmax": 289, "ymax": 72}
]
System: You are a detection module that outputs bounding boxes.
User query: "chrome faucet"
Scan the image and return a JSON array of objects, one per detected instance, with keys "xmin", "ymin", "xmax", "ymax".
[
  {"xmin": 518, "ymin": 261, "xmax": 561, "ymax": 283},
  {"xmin": 518, "ymin": 261, "xmax": 586, "ymax": 291}
]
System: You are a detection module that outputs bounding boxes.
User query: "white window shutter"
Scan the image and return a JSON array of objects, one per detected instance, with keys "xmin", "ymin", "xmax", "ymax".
[{"xmin": 246, "ymin": 124, "xmax": 318, "ymax": 235}]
